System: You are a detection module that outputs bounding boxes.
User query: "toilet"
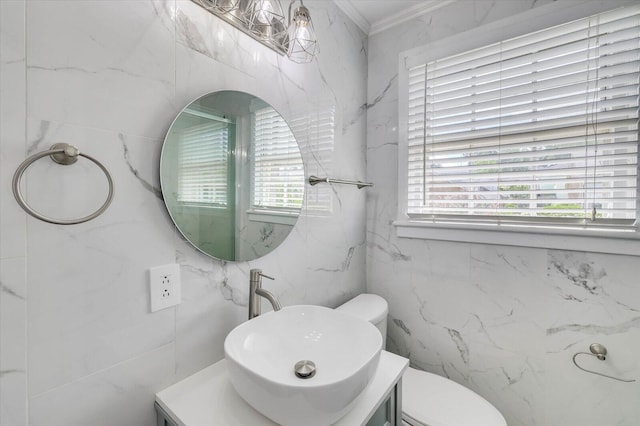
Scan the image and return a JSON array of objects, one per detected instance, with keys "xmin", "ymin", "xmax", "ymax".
[{"xmin": 336, "ymin": 294, "xmax": 507, "ymax": 426}]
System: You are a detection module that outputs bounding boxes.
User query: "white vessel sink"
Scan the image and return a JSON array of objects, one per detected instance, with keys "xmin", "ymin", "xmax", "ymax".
[{"xmin": 224, "ymin": 305, "xmax": 383, "ymax": 426}]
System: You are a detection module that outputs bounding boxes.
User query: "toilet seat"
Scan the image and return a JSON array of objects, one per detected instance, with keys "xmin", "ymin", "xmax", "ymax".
[{"xmin": 402, "ymin": 367, "xmax": 506, "ymax": 426}]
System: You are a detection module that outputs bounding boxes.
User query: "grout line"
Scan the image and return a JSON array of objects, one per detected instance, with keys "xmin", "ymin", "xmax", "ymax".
[{"xmin": 27, "ymin": 342, "xmax": 176, "ymax": 401}]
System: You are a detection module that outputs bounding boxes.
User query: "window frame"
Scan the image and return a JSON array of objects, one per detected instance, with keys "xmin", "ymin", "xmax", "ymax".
[{"xmin": 396, "ymin": 0, "xmax": 640, "ymax": 256}]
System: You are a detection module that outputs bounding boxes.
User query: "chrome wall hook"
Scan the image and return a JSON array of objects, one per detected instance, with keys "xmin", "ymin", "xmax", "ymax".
[
  {"xmin": 588, "ymin": 343, "xmax": 607, "ymax": 360},
  {"xmin": 572, "ymin": 343, "xmax": 635, "ymax": 383}
]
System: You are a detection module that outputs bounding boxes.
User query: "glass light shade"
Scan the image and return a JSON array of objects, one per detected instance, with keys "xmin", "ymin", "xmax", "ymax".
[
  {"xmin": 255, "ymin": 0, "xmax": 275, "ymax": 23},
  {"xmin": 287, "ymin": 6, "xmax": 319, "ymax": 63},
  {"xmin": 198, "ymin": 0, "xmax": 240, "ymax": 14},
  {"xmin": 246, "ymin": 0, "xmax": 286, "ymax": 40}
]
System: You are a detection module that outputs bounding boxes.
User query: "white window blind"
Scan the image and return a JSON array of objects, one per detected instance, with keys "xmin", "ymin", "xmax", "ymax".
[
  {"xmin": 288, "ymin": 106, "xmax": 336, "ymax": 213},
  {"xmin": 252, "ymin": 107, "xmax": 304, "ymax": 211},
  {"xmin": 178, "ymin": 110, "xmax": 231, "ymax": 206},
  {"xmin": 406, "ymin": 6, "xmax": 640, "ymax": 230}
]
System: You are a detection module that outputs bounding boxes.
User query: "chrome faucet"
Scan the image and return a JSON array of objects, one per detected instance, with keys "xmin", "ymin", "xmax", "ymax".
[{"xmin": 249, "ymin": 269, "xmax": 281, "ymax": 319}]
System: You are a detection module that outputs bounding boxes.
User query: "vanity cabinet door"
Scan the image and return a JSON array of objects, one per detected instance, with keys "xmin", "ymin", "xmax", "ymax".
[
  {"xmin": 366, "ymin": 381, "xmax": 402, "ymax": 426},
  {"xmin": 155, "ymin": 403, "xmax": 179, "ymax": 426}
]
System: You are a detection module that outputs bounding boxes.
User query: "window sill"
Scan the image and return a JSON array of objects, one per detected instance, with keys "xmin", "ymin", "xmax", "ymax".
[
  {"xmin": 179, "ymin": 203, "xmax": 228, "ymax": 210},
  {"xmin": 247, "ymin": 210, "xmax": 298, "ymax": 226},
  {"xmin": 394, "ymin": 220, "xmax": 640, "ymax": 256}
]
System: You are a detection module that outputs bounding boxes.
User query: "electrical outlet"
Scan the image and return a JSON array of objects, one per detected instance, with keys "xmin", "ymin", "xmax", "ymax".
[{"xmin": 149, "ymin": 264, "xmax": 181, "ymax": 312}]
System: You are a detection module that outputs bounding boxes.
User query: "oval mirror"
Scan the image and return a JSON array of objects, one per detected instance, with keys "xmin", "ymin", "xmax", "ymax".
[{"xmin": 160, "ymin": 91, "xmax": 305, "ymax": 261}]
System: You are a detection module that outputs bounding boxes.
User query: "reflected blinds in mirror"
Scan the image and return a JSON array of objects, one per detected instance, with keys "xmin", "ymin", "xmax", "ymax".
[
  {"xmin": 252, "ymin": 107, "xmax": 304, "ymax": 210},
  {"xmin": 178, "ymin": 111, "xmax": 231, "ymax": 206}
]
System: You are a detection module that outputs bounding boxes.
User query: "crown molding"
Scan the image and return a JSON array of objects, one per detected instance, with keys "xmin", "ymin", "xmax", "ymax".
[
  {"xmin": 334, "ymin": 1, "xmax": 371, "ymax": 35},
  {"xmin": 334, "ymin": 0, "xmax": 456, "ymax": 36},
  {"xmin": 369, "ymin": 0, "xmax": 456, "ymax": 36}
]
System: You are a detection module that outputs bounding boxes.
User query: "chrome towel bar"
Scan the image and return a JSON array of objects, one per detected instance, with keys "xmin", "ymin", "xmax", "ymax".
[
  {"xmin": 308, "ymin": 175, "xmax": 373, "ymax": 189},
  {"xmin": 12, "ymin": 143, "xmax": 114, "ymax": 225}
]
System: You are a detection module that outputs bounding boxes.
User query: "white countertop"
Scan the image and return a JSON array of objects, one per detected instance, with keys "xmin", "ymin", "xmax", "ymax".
[{"xmin": 156, "ymin": 350, "xmax": 409, "ymax": 426}]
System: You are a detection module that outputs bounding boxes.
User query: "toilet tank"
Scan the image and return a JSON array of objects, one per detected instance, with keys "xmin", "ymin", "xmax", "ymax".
[{"xmin": 336, "ymin": 294, "xmax": 388, "ymax": 348}]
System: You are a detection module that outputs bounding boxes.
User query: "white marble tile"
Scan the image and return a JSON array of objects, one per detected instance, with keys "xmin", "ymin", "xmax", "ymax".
[
  {"xmin": 462, "ymin": 245, "xmax": 549, "ymax": 425},
  {"xmin": 0, "ymin": 0, "xmax": 26, "ymax": 260},
  {"xmin": 399, "ymin": 240, "xmax": 472, "ymax": 333},
  {"xmin": 542, "ymin": 250, "xmax": 640, "ymax": 424},
  {"xmin": 545, "ymin": 250, "xmax": 640, "ymax": 332},
  {"xmin": 369, "ymin": 238, "xmax": 474, "ymax": 383},
  {"xmin": 468, "ymin": 355, "xmax": 546, "ymax": 426},
  {"xmin": 26, "ymin": 0, "xmax": 176, "ymax": 140},
  {"xmin": 174, "ymin": 249, "xmax": 247, "ymax": 378},
  {"xmin": 0, "ymin": 257, "xmax": 27, "ymax": 426},
  {"xmin": 26, "ymin": 120, "xmax": 176, "ymax": 396},
  {"xmin": 468, "ymin": 245, "xmax": 549, "ymax": 355},
  {"xmin": 543, "ymin": 330, "xmax": 640, "ymax": 426},
  {"xmin": 0, "ymin": 2, "xmax": 27, "ymax": 425},
  {"xmin": 172, "ymin": 40, "xmax": 260, "ymax": 126},
  {"xmin": 174, "ymin": 0, "xmax": 272, "ymax": 80},
  {"xmin": 29, "ymin": 344, "xmax": 175, "ymax": 426}
]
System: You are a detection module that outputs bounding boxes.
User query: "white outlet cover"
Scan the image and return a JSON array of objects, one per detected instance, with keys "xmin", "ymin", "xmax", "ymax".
[{"xmin": 149, "ymin": 263, "xmax": 181, "ymax": 312}]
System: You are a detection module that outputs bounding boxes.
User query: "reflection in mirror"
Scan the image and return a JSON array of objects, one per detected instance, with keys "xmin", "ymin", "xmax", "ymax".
[{"xmin": 160, "ymin": 91, "xmax": 305, "ymax": 261}]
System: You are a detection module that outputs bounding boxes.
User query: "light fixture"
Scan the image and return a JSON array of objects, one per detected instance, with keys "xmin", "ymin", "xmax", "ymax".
[
  {"xmin": 195, "ymin": 0, "xmax": 241, "ymax": 14},
  {"xmin": 286, "ymin": 1, "xmax": 319, "ymax": 63},
  {"xmin": 191, "ymin": 0, "xmax": 319, "ymax": 63},
  {"xmin": 215, "ymin": 0, "xmax": 241, "ymax": 14},
  {"xmin": 245, "ymin": 0, "xmax": 287, "ymax": 41}
]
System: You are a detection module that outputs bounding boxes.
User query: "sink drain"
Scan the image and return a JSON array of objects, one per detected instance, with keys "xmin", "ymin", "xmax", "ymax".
[{"xmin": 294, "ymin": 360, "xmax": 316, "ymax": 379}]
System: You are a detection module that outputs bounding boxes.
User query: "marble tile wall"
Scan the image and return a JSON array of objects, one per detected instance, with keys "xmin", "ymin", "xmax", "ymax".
[
  {"xmin": 365, "ymin": 1, "xmax": 640, "ymax": 425},
  {"xmin": 1, "ymin": 1, "xmax": 27, "ymax": 425},
  {"xmin": 0, "ymin": 1, "xmax": 367, "ymax": 424}
]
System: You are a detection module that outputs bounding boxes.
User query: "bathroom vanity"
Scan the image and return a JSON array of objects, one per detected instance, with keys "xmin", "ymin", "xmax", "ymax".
[{"xmin": 155, "ymin": 350, "xmax": 408, "ymax": 426}]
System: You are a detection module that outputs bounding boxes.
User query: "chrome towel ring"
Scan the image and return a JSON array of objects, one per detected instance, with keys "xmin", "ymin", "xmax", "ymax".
[
  {"xmin": 12, "ymin": 143, "xmax": 114, "ymax": 225},
  {"xmin": 572, "ymin": 343, "xmax": 635, "ymax": 383}
]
